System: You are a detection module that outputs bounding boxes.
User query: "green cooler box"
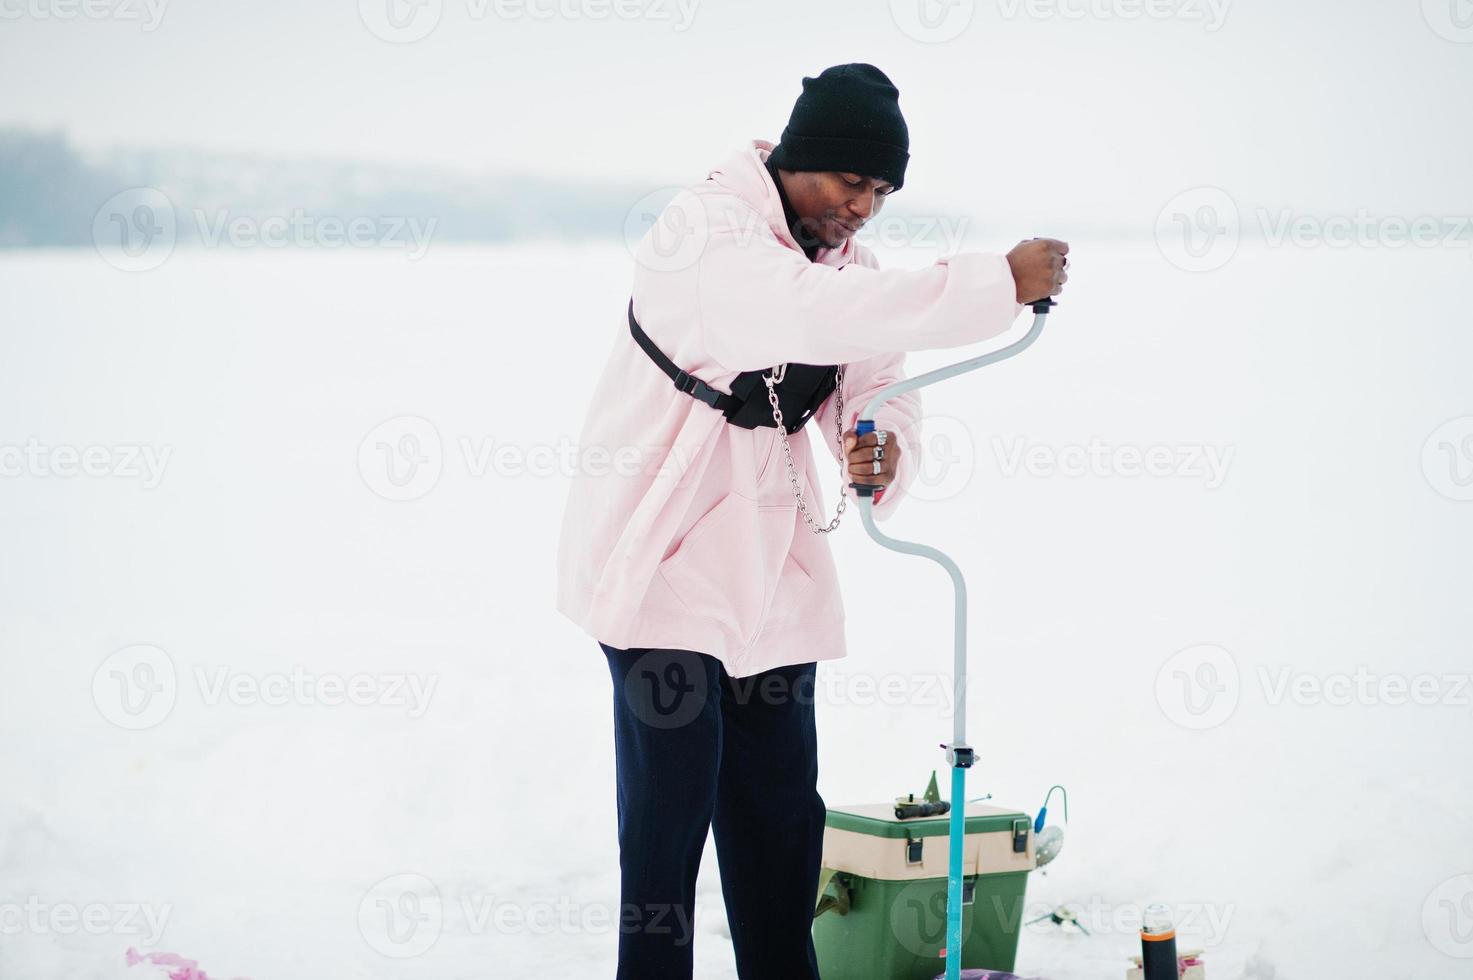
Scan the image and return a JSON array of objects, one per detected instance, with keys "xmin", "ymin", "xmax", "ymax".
[{"xmin": 812, "ymin": 800, "xmax": 1036, "ymax": 979}]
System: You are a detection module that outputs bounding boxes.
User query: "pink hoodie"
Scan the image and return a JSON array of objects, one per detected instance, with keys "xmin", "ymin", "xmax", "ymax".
[{"xmin": 555, "ymin": 139, "xmax": 1023, "ymax": 678}]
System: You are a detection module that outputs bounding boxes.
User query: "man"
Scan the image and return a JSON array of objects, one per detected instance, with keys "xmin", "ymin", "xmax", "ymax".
[{"xmin": 556, "ymin": 63, "xmax": 1067, "ymax": 979}]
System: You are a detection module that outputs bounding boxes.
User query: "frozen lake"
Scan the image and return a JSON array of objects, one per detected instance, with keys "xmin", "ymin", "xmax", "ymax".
[{"xmin": 2, "ymin": 238, "xmax": 1470, "ymax": 979}]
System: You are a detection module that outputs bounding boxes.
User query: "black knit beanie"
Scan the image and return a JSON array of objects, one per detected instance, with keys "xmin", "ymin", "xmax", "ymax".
[{"xmin": 768, "ymin": 63, "xmax": 910, "ymax": 192}]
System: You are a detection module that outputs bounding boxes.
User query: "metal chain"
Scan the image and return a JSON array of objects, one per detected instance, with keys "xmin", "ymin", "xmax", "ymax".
[{"xmin": 763, "ymin": 363, "xmax": 850, "ymax": 534}]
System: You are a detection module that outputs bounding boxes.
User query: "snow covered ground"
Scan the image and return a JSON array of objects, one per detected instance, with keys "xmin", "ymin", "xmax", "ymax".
[{"xmin": 1, "ymin": 239, "xmax": 1470, "ymax": 979}]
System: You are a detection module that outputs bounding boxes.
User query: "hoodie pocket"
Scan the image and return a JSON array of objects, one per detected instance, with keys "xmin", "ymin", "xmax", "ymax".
[{"xmin": 656, "ymin": 492, "xmax": 813, "ymax": 649}]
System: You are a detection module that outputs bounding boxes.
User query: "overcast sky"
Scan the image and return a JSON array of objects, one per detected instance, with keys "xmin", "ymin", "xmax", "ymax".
[{"xmin": 2, "ymin": 0, "xmax": 1470, "ymax": 229}]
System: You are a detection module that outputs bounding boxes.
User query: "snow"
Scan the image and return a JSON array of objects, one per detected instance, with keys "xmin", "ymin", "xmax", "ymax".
[{"xmin": 1, "ymin": 240, "xmax": 1470, "ymax": 979}]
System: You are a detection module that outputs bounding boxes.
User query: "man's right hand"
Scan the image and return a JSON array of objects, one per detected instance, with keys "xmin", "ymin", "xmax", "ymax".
[{"xmin": 1006, "ymin": 237, "xmax": 1069, "ymax": 304}]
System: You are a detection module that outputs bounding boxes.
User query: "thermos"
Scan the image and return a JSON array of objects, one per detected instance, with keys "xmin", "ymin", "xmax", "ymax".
[{"xmin": 1140, "ymin": 903, "xmax": 1178, "ymax": 980}]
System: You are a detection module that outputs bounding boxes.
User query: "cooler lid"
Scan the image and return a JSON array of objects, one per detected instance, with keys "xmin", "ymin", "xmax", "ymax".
[{"xmin": 826, "ymin": 800, "xmax": 1030, "ymax": 839}]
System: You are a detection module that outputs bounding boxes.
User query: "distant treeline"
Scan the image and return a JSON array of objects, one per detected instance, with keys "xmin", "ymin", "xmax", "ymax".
[
  {"xmin": 0, "ymin": 128, "xmax": 668, "ymax": 248},
  {"xmin": 0, "ymin": 130, "xmax": 122, "ymax": 246}
]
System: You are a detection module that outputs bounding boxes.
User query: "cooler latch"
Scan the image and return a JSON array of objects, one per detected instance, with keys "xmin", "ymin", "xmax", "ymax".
[
  {"xmin": 904, "ymin": 834, "xmax": 923, "ymax": 866},
  {"xmin": 1012, "ymin": 817, "xmax": 1030, "ymax": 854}
]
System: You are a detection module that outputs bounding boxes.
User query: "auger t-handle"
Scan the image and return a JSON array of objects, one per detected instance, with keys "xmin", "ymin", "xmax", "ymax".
[{"xmin": 848, "ymin": 296, "xmax": 1057, "ymax": 498}]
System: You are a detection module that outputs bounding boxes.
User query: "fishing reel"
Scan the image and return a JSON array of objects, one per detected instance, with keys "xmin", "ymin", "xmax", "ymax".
[{"xmin": 1033, "ymin": 783, "xmax": 1069, "ymax": 869}]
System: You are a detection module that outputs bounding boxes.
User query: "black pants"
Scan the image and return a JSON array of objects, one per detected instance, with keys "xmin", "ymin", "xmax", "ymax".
[{"xmin": 601, "ymin": 643, "xmax": 826, "ymax": 980}]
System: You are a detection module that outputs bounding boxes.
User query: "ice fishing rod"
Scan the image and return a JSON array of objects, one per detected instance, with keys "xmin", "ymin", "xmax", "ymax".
[{"xmin": 848, "ymin": 295, "xmax": 1056, "ymax": 980}]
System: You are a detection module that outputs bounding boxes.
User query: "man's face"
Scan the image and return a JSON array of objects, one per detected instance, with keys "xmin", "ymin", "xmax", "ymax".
[{"xmin": 777, "ymin": 169, "xmax": 894, "ymax": 248}]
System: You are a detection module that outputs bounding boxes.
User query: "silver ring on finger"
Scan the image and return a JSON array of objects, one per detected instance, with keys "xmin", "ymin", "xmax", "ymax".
[
  {"xmin": 872, "ymin": 460, "xmax": 882, "ymax": 475},
  {"xmin": 876, "ymin": 430, "xmax": 888, "ymax": 445},
  {"xmin": 873, "ymin": 446, "xmax": 884, "ymax": 461}
]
